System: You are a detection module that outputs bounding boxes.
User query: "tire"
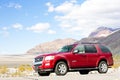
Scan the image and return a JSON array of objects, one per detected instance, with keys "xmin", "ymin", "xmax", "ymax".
[
  {"xmin": 38, "ymin": 72, "xmax": 50, "ymax": 76},
  {"xmin": 55, "ymin": 61, "xmax": 68, "ymax": 76},
  {"xmin": 98, "ymin": 61, "xmax": 108, "ymax": 73},
  {"xmin": 79, "ymin": 70, "xmax": 89, "ymax": 75}
]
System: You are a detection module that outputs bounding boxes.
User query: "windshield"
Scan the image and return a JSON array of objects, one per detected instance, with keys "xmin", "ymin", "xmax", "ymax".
[{"xmin": 58, "ymin": 45, "xmax": 74, "ymax": 52}]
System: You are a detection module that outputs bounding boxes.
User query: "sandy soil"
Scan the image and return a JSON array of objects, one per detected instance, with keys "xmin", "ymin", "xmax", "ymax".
[
  {"xmin": 0, "ymin": 69, "xmax": 120, "ymax": 80},
  {"xmin": 0, "ymin": 55, "xmax": 120, "ymax": 80},
  {"xmin": 0, "ymin": 55, "xmax": 37, "ymax": 67}
]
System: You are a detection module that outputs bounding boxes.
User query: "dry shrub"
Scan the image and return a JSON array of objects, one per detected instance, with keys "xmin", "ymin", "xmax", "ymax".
[{"xmin": 0, "ymin": 65, "xmax": 8, "ymax": 74}]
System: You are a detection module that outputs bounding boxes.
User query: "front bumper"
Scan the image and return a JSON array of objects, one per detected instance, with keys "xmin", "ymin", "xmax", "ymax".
[
  {"xmin": 33, "ymin": 65, "xmax": 53, "ymax": 72},
  {"xmin": 38, "ymin": 68, "xmax": 53, "ymax": 72},
  {"xmin": 33, "ymin": 60, "xmax": 55, "ymax": 72}
]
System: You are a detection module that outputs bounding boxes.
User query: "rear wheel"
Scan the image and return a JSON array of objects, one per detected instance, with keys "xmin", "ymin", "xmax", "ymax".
[
  {"xmin": 79, "ymin": 70, "xmax": 89, "ymax": 75},
  {"xmin": 38, "ymin": 72, "xmax": 50, "ymax": 76},
  {"xmin": 98, "ymin": 61, "xmax": 108, "ymax": 73},
  {"xmin": 55, "ymin": 61, "xmax": 68, "ymax": 76}
]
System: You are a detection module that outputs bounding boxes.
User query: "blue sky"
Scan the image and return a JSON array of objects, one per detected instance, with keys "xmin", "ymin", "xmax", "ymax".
[{"xmin": 0, "ymin": 0, "xmax": 120, "ymax": 55}]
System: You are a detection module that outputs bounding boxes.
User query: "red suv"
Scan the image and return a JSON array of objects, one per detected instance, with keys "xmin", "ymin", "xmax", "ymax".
[{"xmin": 33, "ymin": 43, "xmax": 113, "ymax": 76}]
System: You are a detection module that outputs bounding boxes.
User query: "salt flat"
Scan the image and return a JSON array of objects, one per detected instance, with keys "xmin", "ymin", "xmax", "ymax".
[
  {"xmin": 0, "ymin": 69, "xmax": 120, "ymax": 80},
  {"xmin": 0, "ymin": 54, "xmax": 37, "ymax": 67},
  {"xmin": 0, "ymin": 55, "xmax": 120, "ymax": 80}
]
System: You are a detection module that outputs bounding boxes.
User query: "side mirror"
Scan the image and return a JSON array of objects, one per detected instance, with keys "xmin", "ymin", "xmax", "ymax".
[{"xmin": 73, "ymin": 49, "xmax": 79, "ymax": 53}]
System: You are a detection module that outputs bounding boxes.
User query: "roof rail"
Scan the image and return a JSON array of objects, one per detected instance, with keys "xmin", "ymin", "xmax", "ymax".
[{"xmin": 80, "ymin": 42, "xmax": 101, "ymax": 44}]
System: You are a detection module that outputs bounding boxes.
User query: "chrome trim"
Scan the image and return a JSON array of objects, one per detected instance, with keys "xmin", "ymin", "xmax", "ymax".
[{"xmin": 34, "ymin": 61, "xmax": 42, "ymax": 65}]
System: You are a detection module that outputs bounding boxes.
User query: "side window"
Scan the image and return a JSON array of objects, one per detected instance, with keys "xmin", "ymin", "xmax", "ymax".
[
  {"xmin": 99, "ymin": 45, "xmax": 111, "ymax": 53},
  {"xmin": 85, "ymin": 45, "xmax": 97, "ymax": 53},
  {"xmin": 74, "ymin": 45, "xmax": 85, "ymax": 54}
]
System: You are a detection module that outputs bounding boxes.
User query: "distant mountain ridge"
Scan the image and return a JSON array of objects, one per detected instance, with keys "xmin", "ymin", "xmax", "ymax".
[
  {"xmin": 100, "ymin": 30, "xmax": 120, "ymax": 55},
  {"xmin": 77, "ymin": 29, "xmax": 120, "ymax": 55},
  {"xmin": 27, "ymin": 27, "xmax": 120, "ymax": 55},
  {"xmin": 89, "ymin": 27, "xmax": 120, "ymax": 37},
  {"xmin": 27, "ymin": 38, "xmax": 76, "ymax": 54}
]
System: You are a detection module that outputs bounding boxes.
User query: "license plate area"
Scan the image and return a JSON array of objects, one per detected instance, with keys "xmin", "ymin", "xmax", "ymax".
[
  {"xmin": 34, "ymin": 64, "xmax": 42, "ymax": 72},
  {"xmin": 35, "ymin": 66, "xmax": 38, "ymax": 72}
]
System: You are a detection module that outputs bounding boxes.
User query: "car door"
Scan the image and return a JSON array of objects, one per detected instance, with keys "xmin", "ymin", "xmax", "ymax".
[
  {"xmin": 84, "ymin": 45, "xmax": 100, "ymax": 67},
  {"xmin": 70, "ymin": 45, "xmax": 88, "ymax": 68}
]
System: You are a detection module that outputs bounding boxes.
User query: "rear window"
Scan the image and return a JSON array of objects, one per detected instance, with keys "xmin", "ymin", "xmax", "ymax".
[
  {"xmin": 85, "ymin": 45, "xmax": 97, "ymax": 53},
  {"xmin": 99, "ymin": 45, "xmax": 111, "ymax": 53}
]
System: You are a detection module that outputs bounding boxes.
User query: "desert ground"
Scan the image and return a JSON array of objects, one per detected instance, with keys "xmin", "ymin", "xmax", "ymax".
[
  {"xmin": 0, "ymin": 55, "xmax": 36, "ymax": 67},
  {"xmin": 0, "ymin": 55, "xmax": 120, "ymax": 80},
  {"xmin": 0, "ymin": 69, "xmax": 120, "ymax": 80}
]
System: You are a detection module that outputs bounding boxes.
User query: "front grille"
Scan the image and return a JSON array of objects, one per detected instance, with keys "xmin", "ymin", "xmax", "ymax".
[
  {"xmin": 34, "ymin": 64, "xmax": 42, "ymax": 72},
  {"xmin": 34, "ymin": 64, "xmax": 42, "ymax": 66},
  {"xmin": 35, "ymin": 57, "xmax": 43, "ymax": 62}
]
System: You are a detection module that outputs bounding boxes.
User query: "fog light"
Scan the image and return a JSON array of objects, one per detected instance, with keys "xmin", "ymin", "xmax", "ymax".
[{"xmin": 45, "ymin": 63, "xmax": 50, "ymax": 66}]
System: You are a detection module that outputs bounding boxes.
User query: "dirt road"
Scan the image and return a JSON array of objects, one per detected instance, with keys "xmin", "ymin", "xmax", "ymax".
[{"xmin": 0, "ymin": 69, "xmax": 120, "ymax": 80}]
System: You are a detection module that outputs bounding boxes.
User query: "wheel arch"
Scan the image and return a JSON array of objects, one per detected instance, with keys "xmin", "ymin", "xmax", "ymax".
[
  {"xmin": 53, "ymin": 59, "xmax": 69, "ymax": 71},
  {"xmin": 97, "ymin": 58, "xmax": 108, "ymax": 67}
]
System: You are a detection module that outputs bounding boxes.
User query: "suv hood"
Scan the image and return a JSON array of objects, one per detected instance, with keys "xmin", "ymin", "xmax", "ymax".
[{"xmin": 35, "ymin": 52, "xmax": 59, "ymax": 58}]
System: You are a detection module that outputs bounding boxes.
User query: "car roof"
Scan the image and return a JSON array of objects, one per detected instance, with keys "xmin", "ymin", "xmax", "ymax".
[{"xmin": 74, "ymin": 42, "xmax": 101, "ymax": 45}]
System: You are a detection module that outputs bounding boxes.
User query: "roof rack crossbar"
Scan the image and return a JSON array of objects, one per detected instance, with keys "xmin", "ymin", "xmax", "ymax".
[{"xmin": 80, "ymin": 42, "xmax": 101, "ymax": 44}]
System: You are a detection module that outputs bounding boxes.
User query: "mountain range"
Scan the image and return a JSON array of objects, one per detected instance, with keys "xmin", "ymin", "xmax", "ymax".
[
  {"xmin": 77, "ymin": 27, "xmax": 120, "ymax": 55},
  {"xmin": 89, "ymin": 27, "xmax": 120, "ymax": 37},
  {"xmin": 100, "ymin": 30, "xmax": 120, "ymax": 54},
  {"xmin": 27, "ymin": 38, "xmax": 76, "ymax": 54},
  {"xmin": 27, "ymin": 27, "xmax": 120, "ymax": 55}
]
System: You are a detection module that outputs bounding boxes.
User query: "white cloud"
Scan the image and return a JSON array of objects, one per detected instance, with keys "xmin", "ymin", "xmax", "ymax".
[
  {"xmin": 0, "ymin": 27, "xmax": 9, "ymax": 37},
  {"xmin": 7, "ymin": 3, "xmax": 22, "ymax": 9},
  {"xmin": 46, "ymin": 2, "xmax": 54, "ymax": 12},
  {"xmin": 2, "ymin": 27, "xmax": 9, "ymax": 30},
  {"xmin": 54, "ymin": 1, "xmax": 75, "ymax": 13},
  {"xmin": 47, "ymin": 0, "xmax": 120, "ymax": 37},
  {"xmin": 12, "ymin": 23, "xmax": 23, "ymax": 30},
  {"xmin": 27, "ymin": 23, "xmax": 50, "ymax": 33},
  {"xmin": 46, "ymin": 1, "xmax": 75, "ymax": 13},
  {"xmin": 48, "ymin": 30, "xmax": 56, "ymax": 34},
  {"xmin": 70, "ymin": 0, "xmax": 77, "ymax": 3}
]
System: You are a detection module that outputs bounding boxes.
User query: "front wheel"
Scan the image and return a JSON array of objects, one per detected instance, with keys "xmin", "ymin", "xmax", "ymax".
[
  {"xmin": 55, "ymin": 61, "xmax": 68, "ymax": 76},
  {"xmin": 98, "ymin": 61, "xmax": 108, "ymax": 73}
]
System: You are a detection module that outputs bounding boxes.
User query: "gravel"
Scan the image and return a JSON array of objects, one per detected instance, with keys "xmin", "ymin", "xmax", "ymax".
[{"xmin": 0, "ymin": 68, "xmax": 120, "ymax": 80}]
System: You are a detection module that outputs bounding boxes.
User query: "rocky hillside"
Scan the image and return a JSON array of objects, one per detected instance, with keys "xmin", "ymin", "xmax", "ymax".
[
  {"xmin": 100, "ymin": 30, "xmax": 120, "ymax": 55},
  {"xmin": 27, "ymin": 27, "xmax": 120, "ymax": 55},
  {"xmin": 75, "ymin": 37, "xmax": 104, "ymax": 43},
  {"xmin": 89, "ymin": 27, "xmax": 119, "ymax": 37},
  {"xmin": 27, "ymin": 38, "xmax": 76, "ymax": 54},
  {"xmin": 77, "ymin": 30, "xmax": 120, "ymax": 55}
]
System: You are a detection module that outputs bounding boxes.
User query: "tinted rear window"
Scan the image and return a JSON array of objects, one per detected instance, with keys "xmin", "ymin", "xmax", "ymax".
[
  {"xmin": 99, "ymin": 45, "xmax": 111, "ymax": 53},
  {"xmin": 85, "ymin": 45, "xmax": 97, "ymax": 53}
]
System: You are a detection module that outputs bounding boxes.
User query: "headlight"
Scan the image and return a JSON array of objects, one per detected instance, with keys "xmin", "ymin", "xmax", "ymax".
[{"xmin": 44, "ymin": 56, "xmax": 55, "ymax": 60}]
